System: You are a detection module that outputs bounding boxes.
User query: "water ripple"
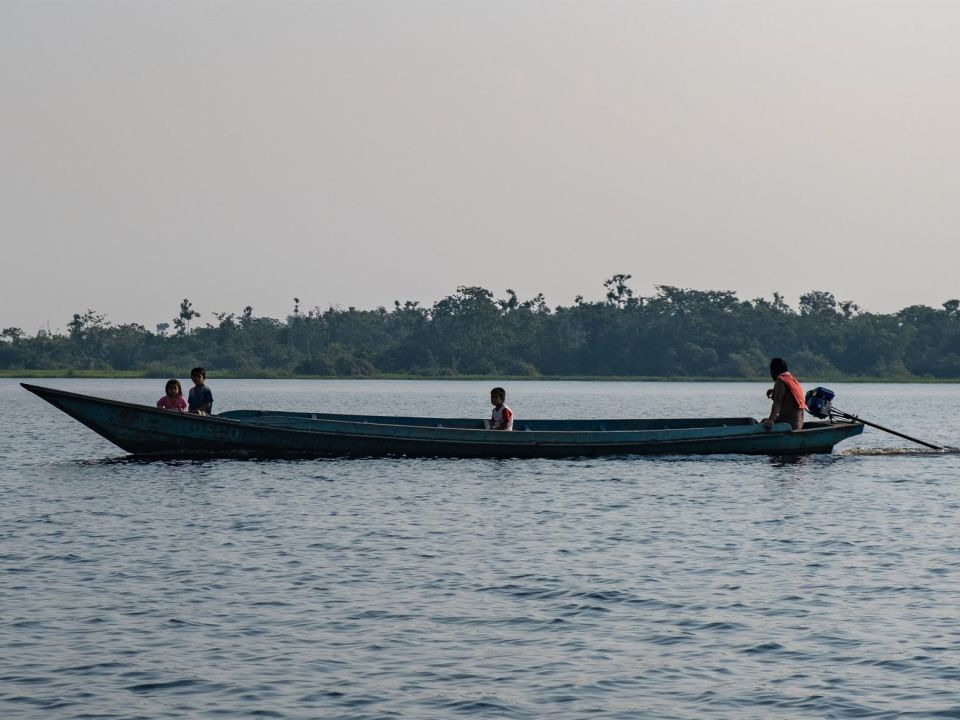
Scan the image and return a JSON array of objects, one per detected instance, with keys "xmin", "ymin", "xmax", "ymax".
[{"xmin": 4, "ymin": 379, "xmax": 960, "ymax": 718}]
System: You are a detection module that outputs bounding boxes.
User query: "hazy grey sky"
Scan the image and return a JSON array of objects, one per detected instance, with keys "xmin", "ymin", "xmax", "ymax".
[{"xmin": 2, "ymin": 0, "xmax": 959, "ymax": 333}]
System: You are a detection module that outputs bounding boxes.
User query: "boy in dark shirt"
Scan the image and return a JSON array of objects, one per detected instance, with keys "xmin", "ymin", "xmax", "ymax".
[{"xmin": 188, "ymin": 367, "xmax": 214, "ymax": 415}]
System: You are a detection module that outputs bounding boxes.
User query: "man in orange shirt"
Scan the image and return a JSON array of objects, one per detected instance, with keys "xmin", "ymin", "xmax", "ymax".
[{"xmin": 762, "ymin": 358, "xmax": 805, "ymax": 430}]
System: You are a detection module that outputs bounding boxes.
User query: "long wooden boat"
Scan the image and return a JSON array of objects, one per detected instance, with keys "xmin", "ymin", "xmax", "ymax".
[{"xmin": 22, "ymin": 383, "xmax": 864, "ymax": 459}]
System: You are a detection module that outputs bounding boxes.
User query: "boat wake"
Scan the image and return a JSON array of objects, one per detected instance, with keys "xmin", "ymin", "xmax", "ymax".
[{"xmin": 841, "ymin": 446, "xmax": 960, "ymax": 456}]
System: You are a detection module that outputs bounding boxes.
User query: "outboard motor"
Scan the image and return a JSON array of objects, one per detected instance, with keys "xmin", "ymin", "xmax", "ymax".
[
  {"xmin": 805, "ymin": 386, "xmax": 835, "ymax": 419},
  {"xmin": 802, "ymin": 386, "xmax": 941, "ymax": 449}
]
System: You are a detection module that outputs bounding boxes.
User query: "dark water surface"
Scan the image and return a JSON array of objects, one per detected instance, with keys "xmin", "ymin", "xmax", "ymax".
[{"xmin": 3, "ymin": 379, "xmax": 960, "ymax": 719}]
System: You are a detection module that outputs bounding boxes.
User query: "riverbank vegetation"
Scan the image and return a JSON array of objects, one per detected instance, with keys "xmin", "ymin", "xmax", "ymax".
[{"xmin": 3, "ymin": 278, "xmax": 959, "ymax": 380}]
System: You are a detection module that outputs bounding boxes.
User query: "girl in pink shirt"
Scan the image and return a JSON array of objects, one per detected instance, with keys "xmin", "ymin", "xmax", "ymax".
[{"xmin": 157, "ymin": 379, "xmax": 187, "ymax": 412}]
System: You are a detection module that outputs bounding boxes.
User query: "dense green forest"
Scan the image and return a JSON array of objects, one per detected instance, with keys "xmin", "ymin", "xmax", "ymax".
[{"xmin": 3, "ymin": 277, "xmax": 960, "ymax": 379}]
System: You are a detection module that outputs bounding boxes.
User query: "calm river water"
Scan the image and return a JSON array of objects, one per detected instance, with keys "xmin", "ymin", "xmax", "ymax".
[{"xmin": 2, "ymin": 379, "xmax": 960, "ymax": 719}]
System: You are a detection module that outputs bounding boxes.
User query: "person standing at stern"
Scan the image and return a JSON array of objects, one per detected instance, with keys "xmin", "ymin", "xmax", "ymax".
[
  {"xmin": 762, "ymin": 358, "xmax": 804, "ymax": 431},
  {"xmin": 490, "ymin": 387, "xmax": 513, "ymax": 431},
  {"xmin": 188, "ymin": 367, "xmax": 214, "ymax": 415}
]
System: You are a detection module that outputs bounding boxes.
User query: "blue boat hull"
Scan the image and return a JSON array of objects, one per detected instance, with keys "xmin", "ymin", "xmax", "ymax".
[{"xmin": 22, "ymin": 384, "xmax": 864, "ymax": 459}]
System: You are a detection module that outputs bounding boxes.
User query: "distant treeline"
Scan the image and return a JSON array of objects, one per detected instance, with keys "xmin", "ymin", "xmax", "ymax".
[{"xmin": 3, "ymin": 277, "xmax": 960, "ymax": 379}]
